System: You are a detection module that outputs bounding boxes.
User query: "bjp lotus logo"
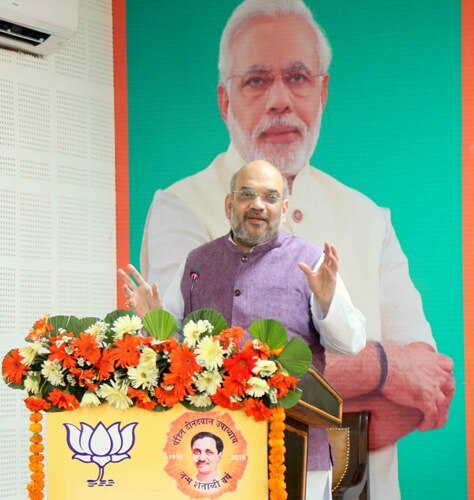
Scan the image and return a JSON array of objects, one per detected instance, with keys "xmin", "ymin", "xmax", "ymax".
[{"xmin": 63, "ymin": 421, "xmax": 138, "ymax": 486}]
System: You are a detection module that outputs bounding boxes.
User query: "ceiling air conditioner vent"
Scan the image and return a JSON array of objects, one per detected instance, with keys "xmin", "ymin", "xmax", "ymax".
[
  {"xmin": 0, "ymin": 0, "xmax": 78, "ymax": 56},
  {"xmin": 0, "ymin": 19, "xmax": 51, "ymax": 47}
]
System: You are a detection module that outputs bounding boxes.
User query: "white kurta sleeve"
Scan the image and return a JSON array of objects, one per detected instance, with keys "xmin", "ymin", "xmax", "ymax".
[
  {"xmin": 378, "ymin": 208, "xmax": 435, "ymax": 348},
  {"xmin": 140, "ymin": 190, "xmax": 210, "ymax": 293},
  {"xmin": 311, "ymin": 255, "xmax": 366, "ymax": 354}
]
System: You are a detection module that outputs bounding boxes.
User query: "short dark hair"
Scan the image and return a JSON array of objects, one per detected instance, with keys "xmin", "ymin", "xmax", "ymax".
[{"xmin": 191, "ymin": 431, "xmax": 224, "ymax": 453}]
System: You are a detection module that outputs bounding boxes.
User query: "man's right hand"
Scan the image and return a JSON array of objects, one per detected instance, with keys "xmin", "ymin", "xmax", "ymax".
[
  {"xmin": 117, "ymin": 264, "xmax": 163, "ymax": 318},
  {"xmin": 381, "ymin": 341, "xmax": 455, "ymax": 431}
]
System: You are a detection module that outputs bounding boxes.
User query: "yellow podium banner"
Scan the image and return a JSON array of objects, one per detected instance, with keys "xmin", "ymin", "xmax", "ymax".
[{"xmin": 47, "ymin": 404, "xmax": 268, "ymax": 499}]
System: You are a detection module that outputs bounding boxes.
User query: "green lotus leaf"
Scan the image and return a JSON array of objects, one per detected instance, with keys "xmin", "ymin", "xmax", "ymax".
[
  {"xmin": 48, "ymin": 315, "xmax": 79, "ymax": 335},
  {"xmin": 277, "ymin": 387, "xmax": 303, "ymax": 409},
  {"xmin": 183, "ymin": 308, "xmax": 227, "ymax": 335},
  {"xmin": 143, "ymin": 309, "xmax": 178, "ymax": 340},
  {"xmin": 248, "ymin": 319, "xmax": 288, "ymax": 350},
  {"xmin": 277, "ymin": 337, "xmax": 312, "ymax": 377},
  {"xmin": 76, "ymin": 317, "xmax": 101, "ymax": 334}
]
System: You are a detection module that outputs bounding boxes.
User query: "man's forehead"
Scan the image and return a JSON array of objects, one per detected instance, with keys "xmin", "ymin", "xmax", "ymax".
[
  {"xmin": 193, "ymin": 437, "xmax": 217, "ymax": 450},
  {"xmin": 230, "ymin": 14, "xmax": 319, "ymax": 72},
  {"xmin": 235, "ymin": 167, "xmax": 284, "ymax": 193}
]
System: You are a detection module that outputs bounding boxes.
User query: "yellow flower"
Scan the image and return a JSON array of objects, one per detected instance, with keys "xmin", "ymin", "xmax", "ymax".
[
  {"xmin": 96, "ymin": 381, "xmax": 132, "ymax": 409},
  {"xmin": 195, "ymin": 336, "xmax": 224, "ymax": 371},
  {"xmin": 246, "ymin": 377, "xmax": 269, "ymax": 397},
  {"xmin": 19, "ymin": 342, "xmax": 42, "ymax": 366},
  {"xmin": 194, "ymin": 370, "xmax": 223, "ymax": 395},
  {"xmin": 80, "ymin": 391, "xmax": 101, "ymax": 408},
  {"xmin": 183, "ymin": 319, "xmax": 213, "ymax": 348},
  {"xmin": 112, "ymin": 315, "xmax": 143, "ymax": 340},
  {"xmin": 139, "ymin": 347, "xmax": 157, "ymax": 369}
]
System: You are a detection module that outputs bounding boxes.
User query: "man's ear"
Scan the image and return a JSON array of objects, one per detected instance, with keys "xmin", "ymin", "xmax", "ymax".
[
  {"xmin": 320, "ymin": 74, "xmax": 329, "ymax": 111},
  {"xmin": 281, "ymin": 199, "xmax": 289, "ymax": 222},
  {"xmin": 218, "ymin": 84, "xmax": 230, "ymax": 124},
  {"xmin": 224, "ymin": 193, "xmax": 232, "ymax": 219}
]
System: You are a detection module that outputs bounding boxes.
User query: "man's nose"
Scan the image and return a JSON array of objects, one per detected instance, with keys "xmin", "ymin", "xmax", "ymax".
[
  {"xmin": 249, "ymin": 194, "xmax": 266, "ymax": 209},
  {"xmin": 265, "ymin": 75, "xmax": 292, "ymax": 114}
]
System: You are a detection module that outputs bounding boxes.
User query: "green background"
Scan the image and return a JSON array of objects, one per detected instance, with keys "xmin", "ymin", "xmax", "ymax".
[{"xmin": 126, "ymin": 1, "xmax": 464, "ymax": 497}]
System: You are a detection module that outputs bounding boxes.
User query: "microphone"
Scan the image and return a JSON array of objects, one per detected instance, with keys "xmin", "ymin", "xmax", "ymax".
[{"xmin": 189, "ymin": 267, "xmax": 200, "ymax": 311}]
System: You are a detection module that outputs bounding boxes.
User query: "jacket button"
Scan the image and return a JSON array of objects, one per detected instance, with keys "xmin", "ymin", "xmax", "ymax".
[
  {"xmin": 241, "ymin": 255, "xmax": 249, "ymax": 263},
  {"xmin": 234, "ymin": 289, "xmax": 241, "ymax": 296},
  {"xmin": 292, "ymin": 209, "xmax": 303, "ymax": 223}
]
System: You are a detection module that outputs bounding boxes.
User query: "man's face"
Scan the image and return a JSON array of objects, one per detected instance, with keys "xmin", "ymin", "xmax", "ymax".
[
  {"xmin": 218, "ymin": 14, "xmax": 329, "ymax": 177},
  {"xmin": 192, "ymin": 437, "xmax": 223, "ymax": 477},
  {"xmin": 225, "ymin": 162, "xmax": 288, "ymax": 250}
]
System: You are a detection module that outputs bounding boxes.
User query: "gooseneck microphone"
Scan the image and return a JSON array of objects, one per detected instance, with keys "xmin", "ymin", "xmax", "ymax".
[{"xmin": 189, "ymin": 267, "xmax": 200, "ymax": 311}]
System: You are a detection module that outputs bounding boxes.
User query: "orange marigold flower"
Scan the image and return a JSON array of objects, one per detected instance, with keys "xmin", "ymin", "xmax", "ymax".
[
  {"xmin": 2, "ymin": 349, "xmax": 29, "ymax": 384},
  {"xmin": 110, "ymin": 335, "xmax": 141, "ymax": 368},
  {"xmin": 169, "ymin": 343, "xmax": 202, "ymax": 379},
  {"xmin": 244, "ymin": 398, "xmax": 272, "ymax": 421},
  {"xmin": 223, "ymin": 349, "xmax": 257, "ymax": 381},
  {"xmin": 214, "ymin": 326, "xmax": 245, "ymax": 348},
  {"xmin": 30, "ymin": 454, "xmax": 44, "ymax": 463},
  {"xmin": 72, "ymin": 332, "xmax": 101, "ymax": 364},
  {"xmin": 268, "ymin": 372, "xmax": 298, "ymax": 398},
  {"xmin": 30, "ymin": 435, "xmax": 43, "ymax": 444},
  {"xmin": 30, "ymin": 443, "xmax": 44, "ymax": 454},
  {"xmin": 29, "ymin": 423, "xmax": 42, "ymax": 433},
  {"xmin": 211, "ymin": 388, "xmax": 242, "ymax": 411},
  {"xmin": 96, "ymin": 348, "xmax": 115, "ymax": 380},
  {"xmin": 25, "ymin": 397, "xmax": 51, "ymax": 413},
  {"xmin": 29, "ymin": 463, "xmax": 44, "ymax": 472},
  {"xmin": 48, "ymin": 388, "xmax": 80, "ymax": 411},
  {"xmin": 30, "ymin": 412, "xmax": 43, "ymax": 423},
  {"xmin": 127, "ymin": 387, "xmax": 156, "ymax": 410}
]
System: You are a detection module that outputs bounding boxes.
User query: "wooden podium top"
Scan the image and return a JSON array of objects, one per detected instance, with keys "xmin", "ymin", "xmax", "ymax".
[{"xmin": 286, "ymin": 368, "xmax": 343, "ymax": 428}]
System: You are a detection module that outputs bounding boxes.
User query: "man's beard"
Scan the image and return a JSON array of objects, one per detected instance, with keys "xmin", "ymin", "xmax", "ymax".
[
  {"xmin": 227, "ymin": 107, "xmax": 322, "ymax": 177},
  {"xmin": 231, "ymin": 208, "xmax": 283, "ymax": 248}
]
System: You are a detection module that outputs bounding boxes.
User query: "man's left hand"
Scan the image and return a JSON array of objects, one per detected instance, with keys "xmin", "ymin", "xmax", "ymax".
[{"xmin": 298, "ymin": 241, "xmax": 338, "ymax": 317}]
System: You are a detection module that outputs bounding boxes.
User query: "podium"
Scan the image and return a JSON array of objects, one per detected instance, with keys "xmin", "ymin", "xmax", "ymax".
[{"xmin": 284, "ymin": 368, "xmax": 343, "ymax": 500}]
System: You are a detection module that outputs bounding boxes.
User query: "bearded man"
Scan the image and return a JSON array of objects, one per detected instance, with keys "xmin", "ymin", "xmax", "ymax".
[{"xmin": 139, "ymin": 1, "xmax": 455, "ymax": 498}]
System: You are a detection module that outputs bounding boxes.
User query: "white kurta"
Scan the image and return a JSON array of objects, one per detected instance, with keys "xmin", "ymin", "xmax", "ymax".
[{"xmin": 141, "ymin": 143, "xmax": 436, "ymax": 499}]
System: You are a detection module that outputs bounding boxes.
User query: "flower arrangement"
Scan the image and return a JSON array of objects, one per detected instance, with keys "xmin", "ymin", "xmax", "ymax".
[{"xmin": 2, "ymin": 308, "xmax": 311, "ymax": 499}]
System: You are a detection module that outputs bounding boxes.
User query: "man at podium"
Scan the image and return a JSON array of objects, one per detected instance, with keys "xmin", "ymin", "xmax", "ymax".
[{"xmin": 119, "ymin": 160, "xmax": 366, "ymax": 499}]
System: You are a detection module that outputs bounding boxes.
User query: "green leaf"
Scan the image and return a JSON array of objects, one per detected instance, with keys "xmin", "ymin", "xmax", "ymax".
[
  {"xmin": 277, "ymin": 338, "xmax": 312, "ymax": 377},
  {"xmin": 248, "ymin": 319, "xmax": 288, "ymax": 350},
  {"xmin": 151, "ymin": 404, "xmax": 172, "ymax": 413},
  {"xmin": 277, "ymin": 388, "xmax": 303, "ymax": 409},
  {"xmin": 76, "ymin": 317, "xmax": 101, "ymax": 333},
  {"xmin": 103, "ymin": 309, "xmax": 130, "ymax": 325},
  {"xmin": 143, "ymin": 309, "xmax": 178, "ymax": 340},
  {"xmin": 48, "ymin": 315, "xmax": 79, "ymax": 335},
  {"xmin": 183, "ymin": 308, "xmax": 227, "ymax": 335},
  {"xmin": 180, "ymin": 399, "xmax": 216, "ymax": 412}
]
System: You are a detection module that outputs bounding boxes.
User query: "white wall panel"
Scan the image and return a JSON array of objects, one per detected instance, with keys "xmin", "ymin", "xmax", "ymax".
[{"xmin": 0, "ymin": 0, "xmax": 116, "ymax": 497}]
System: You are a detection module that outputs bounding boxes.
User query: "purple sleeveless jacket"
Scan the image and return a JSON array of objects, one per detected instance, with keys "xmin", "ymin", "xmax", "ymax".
[{"xmin": 180, "ymin": 231, "xmax": 330, "ymax": 471}]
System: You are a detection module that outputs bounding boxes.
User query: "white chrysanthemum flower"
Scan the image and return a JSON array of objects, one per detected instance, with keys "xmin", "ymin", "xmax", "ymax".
[
  {"xmin": 252, "ymin": 359, "xmax": 278, "ymax": 377},
  {"xmin": 24, "ymin": 373, "xmax": 40, "ymax": 394},
  {"xmin": 139, "ymin": 347, "xmax": 157, "ymax": 369},
  {"xmin": 127, "ymin": 365, "xmax": 158, "ymax": 390},
  {"xmin": 195, "ymin": 336, "xmax": 224, "ymax": 371},
  {"xmin": 41, "ymin": 359, "xmax": 65, "ymax": 386},
  {"xmin": 112, "ymin": 315, "xmax": 143, "ymax": 340},
  {"xmin": 183, "ymin": 319, "xmax": 213, "ymax": 348},
  {"xmin": 268, "ymin": 386, "xmax": 278, "ymax": 404},
  {"xmin": 96, "ymin": 381, "xmax": 132, "ymax": 409},
  {"xmin": 85, "ymin": 321, "xmax": 108, "ymax": 342},
  {"xmin": 80, "ymin": 391, "xmax": 101, "ymax": 407},
  {"xmin": 19, "ymin": 341, "xmax": 41, "ymax": 366},
  {"xmin": 246, "ymin": 377, "xmax": 269, "ymax": 397},
  {"xmin": 66, "ymin": 374, "xmax": 77, "ymax": 386},
  {"xmin": 194, "ymin": 370, "xmax": 223, "ymax": 395},
  {"xmin": 187, "ymin": 393, "xmax": 212, "ymax": 408}
]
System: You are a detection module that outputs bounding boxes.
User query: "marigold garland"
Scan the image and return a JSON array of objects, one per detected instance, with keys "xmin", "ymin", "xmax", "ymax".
[
  {"xmin": 268, "ymin": 406, "xmax": 287, "ymax": 500},
  {"xmin": 27, "ymin": 411, "xmax": 44, "ymax": 500}
]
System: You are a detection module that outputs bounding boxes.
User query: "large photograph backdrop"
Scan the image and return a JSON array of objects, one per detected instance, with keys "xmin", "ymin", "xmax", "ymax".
[{"xmin": 125, "ymin": 1, "xmax": 464, "ymax": 498}]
